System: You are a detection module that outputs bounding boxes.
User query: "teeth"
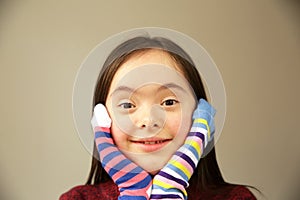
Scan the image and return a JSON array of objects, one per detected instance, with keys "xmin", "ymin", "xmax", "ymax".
[
  {"xmin": 133, "ymin": 140, "xmax": 169, "ymax": 144},
  {"xmin": 144, "ymin": 141, "xmax": 163, "ymax": 144}
]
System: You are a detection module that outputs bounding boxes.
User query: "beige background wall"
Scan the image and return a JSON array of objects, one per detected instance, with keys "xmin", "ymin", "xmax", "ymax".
[{"xmin": 1, "ymin": 1, "xmax": 299, "ymax": 200}]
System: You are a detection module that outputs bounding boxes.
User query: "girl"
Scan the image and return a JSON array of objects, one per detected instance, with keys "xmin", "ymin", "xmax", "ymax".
[{"xmin": 60, "ymin": 36, "xmax": 257, "ymax": 199}]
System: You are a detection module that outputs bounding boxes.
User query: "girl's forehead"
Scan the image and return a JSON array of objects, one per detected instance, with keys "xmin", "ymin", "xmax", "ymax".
[
  {"xmin": 110, "ymin": 49, "xmax": 184, "ymax": 88},
  {"xmin": 122, "ymin": 50, "xmax": 182, "ymax": 73}
]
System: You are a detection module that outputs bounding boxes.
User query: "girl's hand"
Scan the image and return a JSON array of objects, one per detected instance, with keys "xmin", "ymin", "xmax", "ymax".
[
  {"xmin": 91, "ymin": 104, "xmax": 152, "ymax": 200},
  {"xmin": 150, "ymin": 99, "xmax": 216, "ymax": 200}
]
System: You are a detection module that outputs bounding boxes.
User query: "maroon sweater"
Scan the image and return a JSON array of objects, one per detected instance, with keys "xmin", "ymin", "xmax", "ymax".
[{"xmin": 60, "ymin": 180, "xmax": 256, "ymax": 200}]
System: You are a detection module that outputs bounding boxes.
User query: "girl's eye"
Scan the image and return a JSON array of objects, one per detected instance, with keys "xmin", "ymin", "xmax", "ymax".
[
  {"xmin": 119, "ymin": 102, "xmax": 135, "ymax": 109},
  {"xmin": 161, "ymin": 99, "xmax": 178, "ymax": 106}
]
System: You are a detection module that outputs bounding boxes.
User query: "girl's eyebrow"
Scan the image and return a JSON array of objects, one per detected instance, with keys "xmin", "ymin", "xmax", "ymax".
[
  {"xmin": 157, "ymin": 83, "xmax": 187, "ymax": 93},
  {"xmin": 110, "ymin": 86, "xmax": 135, "ymax": 96},
  {"xmin": 111, "ymin": 83, "xmax": 187, "ymax": 96}
]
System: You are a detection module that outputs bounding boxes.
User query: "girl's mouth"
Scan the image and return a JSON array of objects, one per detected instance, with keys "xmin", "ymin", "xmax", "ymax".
[{"xmin": 130, "ymin": 138, "xmax": 172, "ymax": 152}]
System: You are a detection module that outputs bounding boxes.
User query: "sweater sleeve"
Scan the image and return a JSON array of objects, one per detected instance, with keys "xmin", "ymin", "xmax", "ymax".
[
  {"xmin": 229, "ymin": 186, "xmax": 257, "ymax": 200},
  {"xmin": 59, "ymin": 181, "xmax": 119, "ymax": 200},
  {"xmin": 59, "ymin": 186, "xmax": 84, "ymax": 200}
]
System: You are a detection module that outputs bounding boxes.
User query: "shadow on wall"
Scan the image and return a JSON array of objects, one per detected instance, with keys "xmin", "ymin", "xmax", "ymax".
[
  {"xmin": 0, "ymin": 172, "xmax": 16, "ymax": 200},
  {"xmin": 279, "ymin": 0, "xmax": 300, "ymax": 23}
]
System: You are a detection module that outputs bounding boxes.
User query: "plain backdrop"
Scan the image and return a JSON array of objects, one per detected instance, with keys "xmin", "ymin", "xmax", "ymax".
[{"xmin": 0, "ymin": 1, "xmax": 299, "ymax": 200}]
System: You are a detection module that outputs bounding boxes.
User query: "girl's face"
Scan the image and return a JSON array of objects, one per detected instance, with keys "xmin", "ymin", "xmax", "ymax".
[{"xmin": 106, "ymin": 49, "xmax": 196, "ymax": 174}]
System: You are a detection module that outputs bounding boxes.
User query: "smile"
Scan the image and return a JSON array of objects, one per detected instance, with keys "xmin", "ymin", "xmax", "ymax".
[
  {"xmin": 130, "ymin": 138, "xmax": 172, "ymax": 152},
  {"xmin": 134, "ymin": 140, "xmax": 170, "ymax": 145}
]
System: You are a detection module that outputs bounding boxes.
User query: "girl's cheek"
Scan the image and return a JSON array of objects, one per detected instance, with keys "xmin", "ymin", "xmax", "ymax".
[
  {"xmin": 165, "ymin": 113, "xmax": 182, "ymax": 137},
  {"xmin": 166, "ymin": 110, "xmax": 193, "ymax": 145},
  {"xmin": 111, "ymin": 124, "xmax": 128, "ymax": 149}
]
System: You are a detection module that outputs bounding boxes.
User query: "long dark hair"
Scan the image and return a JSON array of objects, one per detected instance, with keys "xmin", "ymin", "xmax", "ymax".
[{"xmin": 86, "ymin": 36, "xmax": 241, "ymax": 194}]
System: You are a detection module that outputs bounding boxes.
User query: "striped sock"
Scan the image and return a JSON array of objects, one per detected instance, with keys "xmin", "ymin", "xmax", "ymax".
[
  {"xmin": 92, "ymin": 104, "xmax": 152, "ymax": 200},
  {"xmin": 150, "ymin": 99, "xmax": 216, "ymax": 200}
]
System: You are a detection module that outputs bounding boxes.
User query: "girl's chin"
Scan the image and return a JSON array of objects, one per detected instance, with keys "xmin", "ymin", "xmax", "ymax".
[
  {"xmin": 121, "ymin": 148, "xmax": 174, "ymax": 173},
  {"xmin": 149, "ymin": 169, "xmax": 160, "ymax": 175}
]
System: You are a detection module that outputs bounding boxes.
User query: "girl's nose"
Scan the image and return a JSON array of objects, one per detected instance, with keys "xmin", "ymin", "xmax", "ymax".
[
  {"xmin": 138, "ymin": 117, "xmax": 159, "ymax": 129},
  {"xmin": 135, "ymin": 104, "xmax": 165, "ymax": 131}
]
